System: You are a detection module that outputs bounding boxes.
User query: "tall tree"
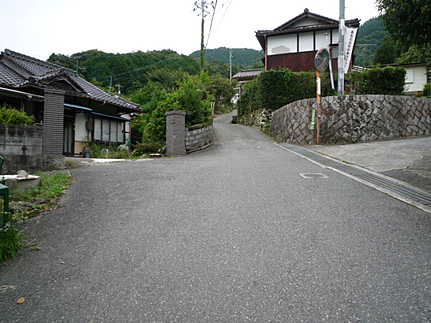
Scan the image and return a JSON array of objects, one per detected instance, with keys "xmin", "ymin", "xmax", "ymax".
[
  {"xmin": 373, "ymin": 37, "xmax": 401, "ymax": 65},
  {"xmin": 377, "ymin": 0, "xmax": 431, "ymax": 49}
]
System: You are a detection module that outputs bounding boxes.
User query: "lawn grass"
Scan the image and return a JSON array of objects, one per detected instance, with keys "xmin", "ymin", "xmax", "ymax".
[{"xmin": 0, "ymin": 172, "xmax": 72, "ymax": 262}]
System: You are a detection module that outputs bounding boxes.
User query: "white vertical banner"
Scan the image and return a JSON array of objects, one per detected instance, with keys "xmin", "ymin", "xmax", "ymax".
[{"xmin": 343, "ymin": 27, "xmax": 358, "ymax": 72}]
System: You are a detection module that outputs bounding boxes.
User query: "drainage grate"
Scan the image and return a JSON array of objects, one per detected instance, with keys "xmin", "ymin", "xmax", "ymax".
[{"xmin": 279, "ymin": 143, "xmax": 431, "ymax": 209}]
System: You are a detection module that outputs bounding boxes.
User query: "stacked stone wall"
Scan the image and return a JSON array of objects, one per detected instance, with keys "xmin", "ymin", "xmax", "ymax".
[
  {"xmin": 272, "ymin": 95, "xmax": 431, "ymax": 145},
  {"xmin": 185, "ymin": 126, "xmax": 214, "ymax": 153}
]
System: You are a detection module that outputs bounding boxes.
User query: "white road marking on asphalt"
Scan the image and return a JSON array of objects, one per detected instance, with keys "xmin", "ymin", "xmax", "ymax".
[
  {"xmin": 299, "ymin": 173, "xmax": 328, "ymax": 179},
  {"xmin": 275, "ymin": 143, "xmax": 431, "ymax": 214}
]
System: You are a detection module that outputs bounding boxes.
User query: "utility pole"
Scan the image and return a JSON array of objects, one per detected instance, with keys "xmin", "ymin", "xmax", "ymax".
[
  {"xmin": 200, "ymin": 0, "xmax": 205, "ymax": 71},
  {"xmin": 338, "ymin": 0, "xmax": 345, "ymax": 95},
  {"xmin": 109, "ymin": 76, "xmax": 113, "ymax": 93},
  {"xmin": 229, "ymin": 48, "xmax": 233, "ymax": 82}
]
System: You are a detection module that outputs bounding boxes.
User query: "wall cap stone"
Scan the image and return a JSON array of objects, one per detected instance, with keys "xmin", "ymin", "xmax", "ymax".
[{"xmin": 166, "ymin": 110, "xmax": 186, "ymax": 116}]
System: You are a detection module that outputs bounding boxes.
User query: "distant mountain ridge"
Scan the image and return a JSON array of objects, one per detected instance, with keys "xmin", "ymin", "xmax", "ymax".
[
  {"xmin": 190, "ymin": 47, "xmax": 263, "ymax": 67},
  {"xmin": 354, "ymin": 16, "xmax": 387, "ymax": 67}
]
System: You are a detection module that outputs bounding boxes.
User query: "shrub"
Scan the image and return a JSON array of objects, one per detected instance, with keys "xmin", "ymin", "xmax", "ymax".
[
  {"xmin": 0, "ymin": 225, "xmax": 23, "ymax": 262},
  {"xmin": 423, "ymin": 83, "xmax": 431, "ymax": 97},
  {"xmin": 0, "ymin": 107, "xmax": 34, "ymax": 125},
  {"xmin": 87, "ymin": 142, "xmax": 131, "ymax": 159},
  {"xmin": 348, "ymin": 66, "xmax": 406, "ymax": 95},
  {"xmin": 132, "ymin": 142, "xmax": 165, "ymax": 156},
  {"xmin": 237, "ymin": 80, "xmax": 259, "ymax": 117},
  {"xmin": 137, "ymin": 74, "xmax": 213, "ymax": 143}
]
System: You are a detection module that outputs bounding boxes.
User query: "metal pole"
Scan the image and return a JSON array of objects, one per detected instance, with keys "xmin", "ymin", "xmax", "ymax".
[
  {"xmin": 338, "ymin": 0, "xmax": 345, "ymax": 95},
  {"xmin": 316, "ymin": 71, "xmax": 321, "ymax": 145}
]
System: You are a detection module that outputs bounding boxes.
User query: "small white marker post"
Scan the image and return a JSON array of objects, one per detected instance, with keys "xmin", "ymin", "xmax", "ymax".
[{"xmin": 314, "ymin": 48, "xmax": 330, "ymax": 145}]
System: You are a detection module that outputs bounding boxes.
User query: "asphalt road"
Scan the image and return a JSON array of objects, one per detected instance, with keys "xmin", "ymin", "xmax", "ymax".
[{"xmin": 1, "ymin": 113, "xmax": 431, "ymax": 322}]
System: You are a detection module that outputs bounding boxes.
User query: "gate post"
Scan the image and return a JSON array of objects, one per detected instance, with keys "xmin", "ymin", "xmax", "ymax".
[{"xmin": 166, "ymin": 110, "xmax": 186, "ymax": 156}]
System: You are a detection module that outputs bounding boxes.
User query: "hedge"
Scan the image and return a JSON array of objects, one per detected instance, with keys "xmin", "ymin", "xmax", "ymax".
[
  {"xmin": 348, "ymin": 66, "xmax": 406, "ymax": 95},
  {"xmin": 237, "ymin": 69, "xmax": 334, "ymax": 117}
]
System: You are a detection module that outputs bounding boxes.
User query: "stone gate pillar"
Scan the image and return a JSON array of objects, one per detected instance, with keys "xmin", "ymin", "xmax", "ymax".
[
  {"xmin": 166, "ymin": 110, "xmax": 186, "ymax": 156},
  {"xmin": 43, "ymin": 88, "xmax": 65, "ymax": 155}
]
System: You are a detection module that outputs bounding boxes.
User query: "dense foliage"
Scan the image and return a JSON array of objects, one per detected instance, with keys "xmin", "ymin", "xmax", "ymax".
[
  {"xmin": 397, "ymin": 44, "xmax": 431, "ymax": 65},
  {"xmin": 0, "ymin": 107, "xmax": 34, "ymax": 125},
  {"xmin": 348, "ymin": 66, "xmax": 406, "ymax": 95},
  {"xmin": 190, "ymin": 47, "xmax": 263, "ymax": 67},
  {"xmin": 377, "ymin": 0, "xmax": 431, "ymax": 49},
  {"xmin": 237, "ymin": 69, "xmax": 335, "ymax": 117},
  {"xmin": 132, "ymin": 73, "xmax": 228, "ymax": 144},
  {"xmin": 48, "ymin": 49, "xmax": 241, "ymax": 94},
  {"xmin": 373, "ymin": 36, "xmax": 402, "ymax": 65},
  {"xmin": 48, "ymin": 50, "xmax": 201, "ymax": 94}
]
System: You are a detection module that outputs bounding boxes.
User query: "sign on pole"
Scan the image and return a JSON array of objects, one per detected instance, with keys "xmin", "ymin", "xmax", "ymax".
[{"xmin": 343, "ymin": 27, "xmax": 358, "ymax": 73}]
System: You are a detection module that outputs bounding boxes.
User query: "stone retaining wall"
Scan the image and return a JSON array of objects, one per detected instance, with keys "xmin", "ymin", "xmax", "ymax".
[
  {"xmin": 186, "ymin": 125, "xmax": 215, "ymax": 153},
  {"xmin": 272, "ymin": 95, "xmax": 431, "ymax": 145}
]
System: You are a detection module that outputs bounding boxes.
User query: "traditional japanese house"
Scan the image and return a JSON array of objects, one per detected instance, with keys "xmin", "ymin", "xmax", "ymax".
[
  {"xmin": 0, "ymin": 49, "xmax": 141, "ymax": 156},
  {"xmin": 256, "ymin": 8, "xmax": 360, "ymax": 72}
]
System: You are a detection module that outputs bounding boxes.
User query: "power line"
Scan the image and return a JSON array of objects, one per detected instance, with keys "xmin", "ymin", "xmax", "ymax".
[{"xmin": 205, "ymin": 0, "xmax": 218, "ymax": 48}]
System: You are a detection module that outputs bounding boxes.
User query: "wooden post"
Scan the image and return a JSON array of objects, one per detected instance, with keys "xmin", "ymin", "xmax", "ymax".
[{"xmin": 316, "ymin": 71, "xmax": 321, "ymax": 145}]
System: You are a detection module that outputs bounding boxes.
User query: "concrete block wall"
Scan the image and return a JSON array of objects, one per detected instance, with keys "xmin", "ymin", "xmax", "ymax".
[
  {"xmin": 272, "ymin": 95, "xmax": 431, "ymax": 145},
  {"xmin": 0, "ymin": 125, "xmax": 43, "ymax": 156},
  {"xmin": 185, "ymin": 126, "xmax": 215, "ymax": 153},
  {"xmin": 0, "ymin": 124, "xmax": 64, "ymax": 173}
]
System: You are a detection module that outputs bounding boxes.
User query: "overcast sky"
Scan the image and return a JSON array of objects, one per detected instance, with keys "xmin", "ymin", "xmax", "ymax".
[{"xmin": 1, "ymin": 0, "xmax": 380, "ymax": 60}]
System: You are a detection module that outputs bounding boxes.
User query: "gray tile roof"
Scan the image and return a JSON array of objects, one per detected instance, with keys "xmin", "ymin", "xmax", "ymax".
[
  {"xmin": 233, "ymin": 69, "xmax": 262, "ymax": 81},
  {"xmin": 0, "ymin": 49, "xmax": 140, "ymax": 112}
]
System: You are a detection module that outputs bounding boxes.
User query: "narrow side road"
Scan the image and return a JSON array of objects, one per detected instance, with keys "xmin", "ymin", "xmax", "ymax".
[{"xmin": 1, "ymin": 113, "xmax": 430, "ymax": 322}]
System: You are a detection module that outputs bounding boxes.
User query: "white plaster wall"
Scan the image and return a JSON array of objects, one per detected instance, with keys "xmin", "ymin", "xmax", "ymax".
[
  {"xmin": 268, "ymin": 34, "xmax": 297, "ymax": 55},
  {"xmin": 299, "ymin": 32, "xmax": 314, "ymax": 52},
  {"xmin": 94, "ymin": 118, "xmax": 102, "ymax": 140},
  {"xmin": 332, "ymin": 29, "xmax": 339, "ymax": 44},
  {"xmin": 75, "ymin": 112, "xmax": 88, "ymax": 141},
  {"xmin": 404, "ymin": 66, "xmax": 427, "ymax": 93},
  {"xmin": 315, "ymin": 30, "xmax": 331, "ymax": 50}
]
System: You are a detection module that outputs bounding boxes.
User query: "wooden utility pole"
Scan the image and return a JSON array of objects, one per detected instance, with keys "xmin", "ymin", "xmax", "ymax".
[
  {"xmin": 200, "ymin": 0, "xmax": 205, "ymax": 71},
  {"xmin": 316, "ymin": 71, "xmax": 321, "ymax": 145},
  {"xmin": 229, "ymin": 48, "xmax": 232, "ymax": 82},
  {"xmin": 338, "ymin": 0, "xmax": 345, "ymax": 94}
]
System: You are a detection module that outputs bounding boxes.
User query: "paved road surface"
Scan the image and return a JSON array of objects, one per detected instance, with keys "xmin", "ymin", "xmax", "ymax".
[
  {"xmin": 1, "ymin": 113, "xmax": 431, "ymax": 322},
  {"xmin": 309, "ymin": 137, "xmax": 431, "ymax": 193}
]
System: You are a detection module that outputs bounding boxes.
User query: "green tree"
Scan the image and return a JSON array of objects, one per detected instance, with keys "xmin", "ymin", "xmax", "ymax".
[
  {"xmin": 135, "ymin": 74, "xmax": 213, "ymax": 143},
  {"xmin": 377, "ymin": 0, "xmax": 431, "ymax": 49},
  {"xmin": 396, "ymin": 44, "xmax": 431, "ymax": 64},
  {"xmin": 373, "ymin": 36, "xmax": 401, "ymax": 65}
]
